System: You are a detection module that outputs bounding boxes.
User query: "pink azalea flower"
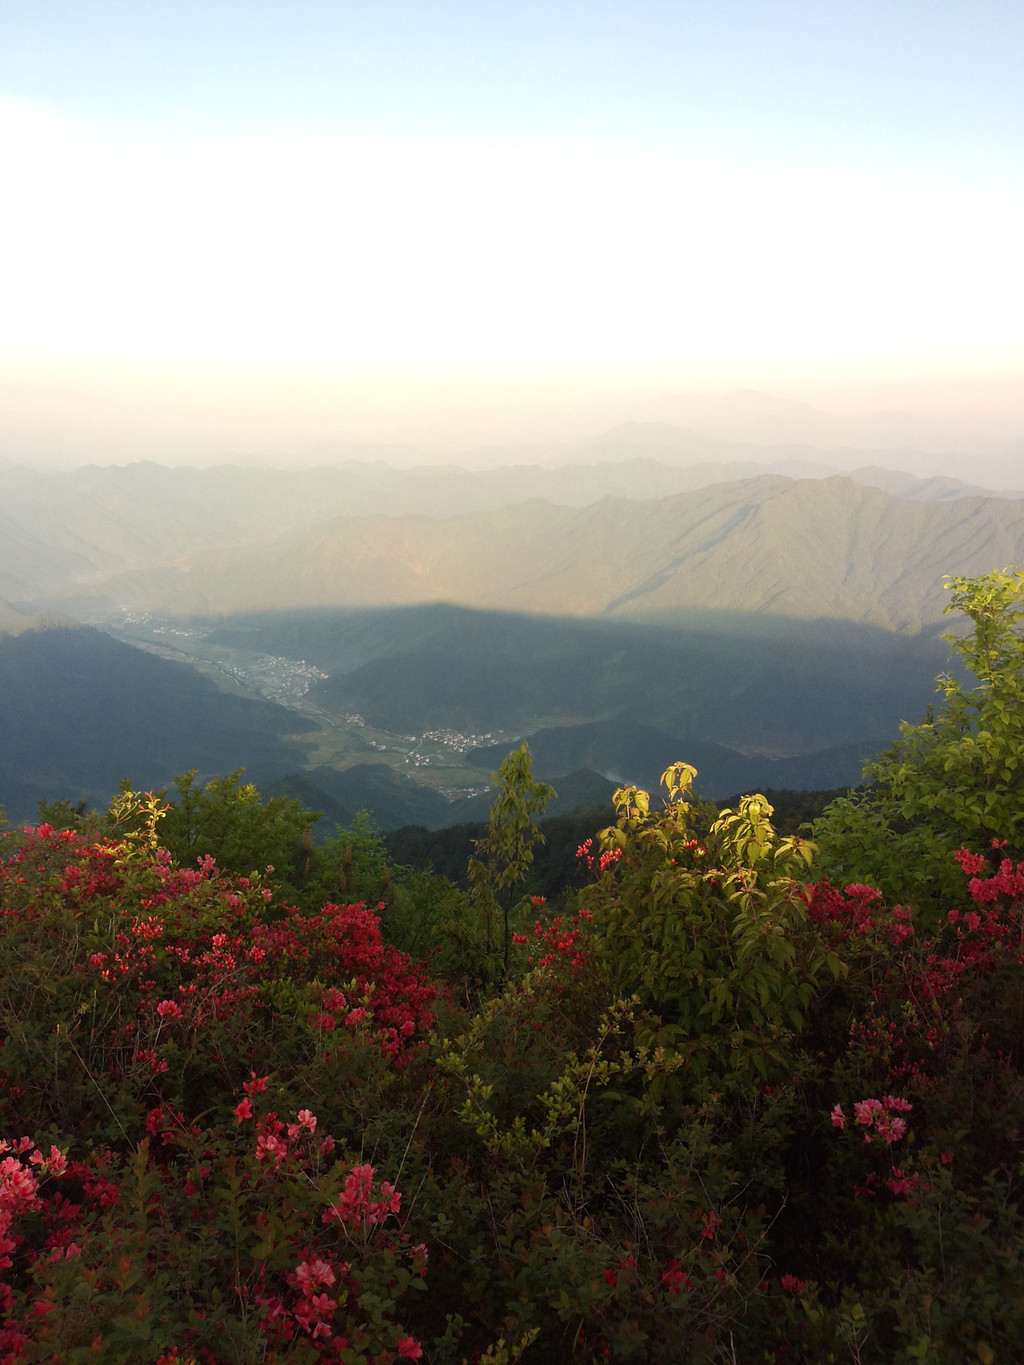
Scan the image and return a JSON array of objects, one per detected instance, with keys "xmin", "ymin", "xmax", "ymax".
[{"xmin": 853, "ymin": 1098, "xmax": 884, "ymax": 1126}]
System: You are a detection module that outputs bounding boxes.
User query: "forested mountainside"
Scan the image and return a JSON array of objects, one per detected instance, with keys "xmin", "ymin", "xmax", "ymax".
[{"xmin": 212, "ymin": 604, "xmax": 946, "ymax": 757}]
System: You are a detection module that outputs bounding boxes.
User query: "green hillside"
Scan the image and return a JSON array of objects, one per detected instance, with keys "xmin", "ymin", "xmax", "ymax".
[{"xmin": 200, "ymin": 603, "xmax": 950, "ymax": 801}]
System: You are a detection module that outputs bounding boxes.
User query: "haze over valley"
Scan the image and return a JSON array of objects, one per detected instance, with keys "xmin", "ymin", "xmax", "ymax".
[{"xmin": 2, "ymin": 392, "xmax": 1021, "ymax": 827}]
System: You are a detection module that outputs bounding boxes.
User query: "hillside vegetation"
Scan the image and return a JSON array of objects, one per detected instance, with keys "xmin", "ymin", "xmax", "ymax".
[{"xmin": 2, "ymin": 568, "xmax": 1024, "ymax": 1362}]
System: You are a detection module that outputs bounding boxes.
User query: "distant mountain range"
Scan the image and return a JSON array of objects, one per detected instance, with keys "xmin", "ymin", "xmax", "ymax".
[
  {"xmin": 2, "ymin": 405, "xmax": 1022, "ymax": 829},
  {"xmin": 2, "ymin": 448, "xmax": 1023, "ymax": 629}
]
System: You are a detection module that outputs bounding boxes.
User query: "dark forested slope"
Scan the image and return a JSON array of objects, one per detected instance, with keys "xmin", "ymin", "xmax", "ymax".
[{"xmin": 0, "ymin": 626, "xmax": 317, "ymax": 819}]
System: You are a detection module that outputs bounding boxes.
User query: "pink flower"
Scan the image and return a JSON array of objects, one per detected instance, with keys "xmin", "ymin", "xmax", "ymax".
[
  {"xmin": 661, "ymin": 1260, "xmax": 691, "ymax": 1296},
  {"xmin": 830, "ymin": 1103, "xmax": 846, "ymax": 1129},
  {"xmin": 287, "ymin": 1109, "xmax": 317, "ymax": 1139},
  {"xmin": 155, "ymin": 999, "xmax": 182, "ymax": 1019},
  {"xmin": 234, "ymin": 1098, "xmax": 253, "ymax": 1122},
  {"xmin": 255, "ymin": 1133, "xmax": 289, "ymax": 1168},
  {"xmin": 853, "ymin": 1098, "xmax": 884, "ymax": 1126},
  {"xmin": 780, "ymin": 1274, "xmax": 806, "ymax": 1294},
  {"xmin": 292, "ymin": 1291, "xmax": 335, "ymax": 1338},
  {"xmin": 955, "ymin": 847, "xmax": 988, "ymax": 876},
  {"xmin": 701, "ymin": 1209, "xmax": 722, "ymax": 1240},
  {"xmin": 876, "ymin": 1115, "xmax": 907, "ymax": 1145},
  {"xmin": 292, "ymin": 1258, "xmax": 335, "ymax": 1292},
  {"xmin": 940, "ymin": 1150, "xmax": 953, "ymax": 1165},
  {"xmin": 28, "ymin": 1146, "xmax": 67, "ymax": 1176},
  {"xmin": 323, "ymin": 1163, "xmax": 402, "ymax": 1228},
  {"xmin": 397, "ymin": 1339, "xmax": 423, "ymax": 1361}
]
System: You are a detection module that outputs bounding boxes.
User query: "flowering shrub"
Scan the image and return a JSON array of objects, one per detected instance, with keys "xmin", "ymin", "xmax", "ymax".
[
  {"xmin": 813, "ymin": 567, "xmax": 1024, "ymax": 917},
  {"xmin": 0, "ymin": 819, "xmax": 439, "ymax": 1144},
  {"xmin": 6, "ymin": 712, "xmax": 1024, "ymax": 1361},
  {"xmin": 0, "ymin": 1099, "xmax": 426, "ymax": 1363}
]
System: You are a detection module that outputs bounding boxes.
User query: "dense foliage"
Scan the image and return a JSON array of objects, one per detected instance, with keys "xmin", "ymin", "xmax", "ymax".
[
  {"xmin": 814, "ymin": 566, "xmax": 1024, "ymax": 916},
  {"xmin": 1, "ymin": 568, "xmax": 1024, "ymax": 1362}
]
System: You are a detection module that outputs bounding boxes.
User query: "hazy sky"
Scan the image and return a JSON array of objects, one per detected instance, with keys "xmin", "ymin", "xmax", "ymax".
[{"xmin": 1, "ymin": 0, "xmax": 1022, "ymax": 462}]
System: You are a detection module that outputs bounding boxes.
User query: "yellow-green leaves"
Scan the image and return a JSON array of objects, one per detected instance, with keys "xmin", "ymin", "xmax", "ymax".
[{"xmin": 580, "ymin": 764, "xmax": 823, "ymax": 1087}]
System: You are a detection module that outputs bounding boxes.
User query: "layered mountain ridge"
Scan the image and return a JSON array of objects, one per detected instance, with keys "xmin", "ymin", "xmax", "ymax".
[
  {"xmin": 2, "ymin": 412, "xmax": 1022, "ymax": 828},
  {"xmin": 3, "ymin": 452, "xmax": 1023, "ymax": 631}
]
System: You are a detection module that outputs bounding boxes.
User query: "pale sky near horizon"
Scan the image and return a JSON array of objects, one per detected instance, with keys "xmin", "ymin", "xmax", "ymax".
[{"xmin": 1, "ymin": 0, "xmax": 1022, "ymax": 464}]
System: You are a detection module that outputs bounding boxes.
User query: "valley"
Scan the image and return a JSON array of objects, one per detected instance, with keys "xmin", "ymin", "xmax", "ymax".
[
  {"xmin": 2, "ymin": 413, "xmax": 1022, "ymax": 828},
  {"xmin": 104, "ymin": 611, "xmax": 517, "ymax": 804},
  {"xmin": 93, "ymin": 599, "xmax": 952, "ymax": 825}
]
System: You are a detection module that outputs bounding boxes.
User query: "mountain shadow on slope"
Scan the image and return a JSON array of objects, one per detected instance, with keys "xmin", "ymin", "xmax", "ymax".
[
  {"xmin": 0, "ymin": 627, "xmax": 317, "ymax": 821},
  {"xmin": 205, "ymin": 602, "xmax": 951, "ymax": 804},
  {"xmin": 270, "ymin": 603, "xmax": 950, "ymax": 756}
]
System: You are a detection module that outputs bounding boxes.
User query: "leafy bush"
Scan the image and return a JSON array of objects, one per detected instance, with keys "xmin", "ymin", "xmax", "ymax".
[
  {"xmin": 579, "ymin": 763, "xmax": 826, "ymax": 1086},
  {"xmin": 814, "ymin": 566, "xmax": 1024, "ymax": 917}
]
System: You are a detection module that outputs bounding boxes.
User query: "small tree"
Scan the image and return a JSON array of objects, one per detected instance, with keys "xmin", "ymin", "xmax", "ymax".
[
  {"xmin": 155, "ymin": 769, "xmax": 320, "ymax": 885},
  {"xmin": 467, "ymin": 744, "xmax": 555, "ymax": 975},
  {"xmin": 580, "ymin": 763, "xmax": 823, "ymax": 1085},
  {"xmin": 814, "ymin": 566, "xmax": 1024, "ymax": 914}
]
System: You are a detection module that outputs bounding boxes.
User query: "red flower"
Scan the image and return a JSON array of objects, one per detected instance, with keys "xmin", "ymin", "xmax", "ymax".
[{"xmin": 661, "ymin": 1260, "xmax": 691, "ymax": 1296}]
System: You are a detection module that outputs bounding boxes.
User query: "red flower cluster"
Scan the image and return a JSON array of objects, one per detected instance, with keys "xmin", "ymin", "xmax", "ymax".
[
  {"xmin": 513, "ymin": 910, "xmax": 592, "ymax": 977},
  {"xmin": 804, "ymin": 880, "xmax": 885, "ymax": 939}
]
